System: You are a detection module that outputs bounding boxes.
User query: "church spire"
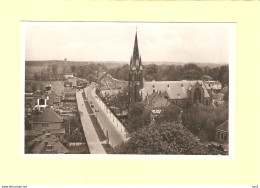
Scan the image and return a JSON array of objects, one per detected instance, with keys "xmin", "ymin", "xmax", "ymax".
[
  {"xmin": 133, "ymin": 31, "xmax": 139, "ymax": 64},
  {"xmin": 139, "ymin": 55, "xmax": 143, "ymax": 70}
]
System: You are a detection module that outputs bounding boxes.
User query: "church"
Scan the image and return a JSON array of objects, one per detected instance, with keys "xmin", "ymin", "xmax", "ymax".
[{"xmin": 128, "ymin": 32, "xmax": 212, "ymax": 108}]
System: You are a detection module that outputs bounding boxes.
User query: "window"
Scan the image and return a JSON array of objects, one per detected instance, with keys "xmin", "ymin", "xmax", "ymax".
[
  {"xmin": 223, "ymin": 134, "xmax": 227, "ymax": 141},
  {"xmin": 217, "ymin": 132, "xmax": 220, "ymax": 140},
  {"xmin": 42, "ymin": 123, "xmax": 48, "ymax": 127}
]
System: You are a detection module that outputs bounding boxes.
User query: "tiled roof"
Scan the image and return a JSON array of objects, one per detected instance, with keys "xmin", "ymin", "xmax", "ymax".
[
  {"xmin": 31, "ymin": 108, "xmax": 63, "ymax": 123},
  {"xmin": 146, "ymin": 92, "xmax": 170, "ymax": 108},
  {"xmin": 100, "ymin": 80, "xmax": 128, "ymax": 91},
  {"xmin": 212, "ymin": 93, "xmax": 224, "ymax": 100},
  {"xmin": 142, "ymin": 80, "xmax": 210, "ymax": 100},
  {"xmin": 28, "ymin": 134, "xmax": 69, "ymax": 154},
  {"xmin": 215, "ymin": 120, "xmax": 228, "ymax": 132},
  {"xmin": 25, "ymin": 129, "xmax": 65, "ymax": 137}
]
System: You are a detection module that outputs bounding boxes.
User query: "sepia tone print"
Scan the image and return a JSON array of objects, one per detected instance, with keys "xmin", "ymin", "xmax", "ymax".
[{"xmin": 24, "ymin": 22, "xmax": 231, "ymax": 155}]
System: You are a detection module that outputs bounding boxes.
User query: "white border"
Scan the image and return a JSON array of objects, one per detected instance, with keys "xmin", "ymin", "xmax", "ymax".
[{"xmin": 20, "ymin": 22, "xmax": 236, "ymax": 160}]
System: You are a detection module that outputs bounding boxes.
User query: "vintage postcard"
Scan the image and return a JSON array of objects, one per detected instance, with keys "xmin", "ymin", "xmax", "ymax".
[{"xmin": 22, "ymin": 22, "xmax": 235, "ymax": 157}]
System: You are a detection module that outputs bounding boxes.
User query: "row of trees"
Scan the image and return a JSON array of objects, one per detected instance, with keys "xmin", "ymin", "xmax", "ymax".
[
  {"xmin": 107, "ymin": 63, "xmax": 229, "ymax": 85},
  {"xmin": 33, "ymin": 65, "xmax": 64, "ymax": 81},
  {"xmin": 70, "ymin": 63, "xmax": 107, "ymax": 83}
]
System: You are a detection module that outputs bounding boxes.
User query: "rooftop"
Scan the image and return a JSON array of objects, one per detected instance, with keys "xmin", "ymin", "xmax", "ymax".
[
  {"xmin": 142, "ymin": 80, "xmax": 210, "ymax": 100},
  {"xmin": 27, "ymin": 133, "xmax": 69, "ymax": 154},
  {"xmin": 215, "ymin": 120, "xmax": 228, "ymax": 132},
  {"xmin": 31, "ymin": 108, "xmax": 63, "ymax": 123}
]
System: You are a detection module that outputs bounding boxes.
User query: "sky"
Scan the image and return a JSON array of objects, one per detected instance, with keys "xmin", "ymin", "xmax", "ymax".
[{"xmin": 25, "ymin": 22, "xmax": 233, "ymax": 63}]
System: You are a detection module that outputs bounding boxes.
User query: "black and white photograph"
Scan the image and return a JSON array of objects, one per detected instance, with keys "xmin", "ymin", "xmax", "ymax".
[{"xmin": 23, "ymin": 22, "xmax": 234, "ymax": 155}]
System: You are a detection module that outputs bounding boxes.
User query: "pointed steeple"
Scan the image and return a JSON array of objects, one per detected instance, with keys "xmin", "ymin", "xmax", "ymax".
[
  {"xmin": 139, "ymin": 55, "xmax": 143, "ymax": 70},
  {"xmin": 129, "ymin": 56, "xmax": 132, "ymax": 70},
  {"xmin": 133, "ymin": 31, "xmax": 139, "ymax": 65}
]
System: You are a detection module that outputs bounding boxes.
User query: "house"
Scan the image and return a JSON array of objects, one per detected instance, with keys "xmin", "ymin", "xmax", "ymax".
[
  {"xmin": 145, "ymin": 91, "xmax": 170, "ymax": 109},
  {"xmin": 26, "ymin": 133, "xmax": 69, "ymax": 154},
  {"xmin": 212, "ymin": 85, "xmax": 228, "ymax": 106},
  {"xmin": 205, "ymin": 81, "xmax": 222, "ymax": 92},
  {"xmin": 64, "ymin": 72, "xmax": 74, "ymax": 79},
  {"xmin": 98, "ymin": 74, "xmax": 128, "ymax": 96},
  {"xmin": 215, "ymin": 120, "xmax": 228, "ymax": 143},
  {"xmin": 68, "ymin": 77, "xmax": 77, "ymax": 88},
  {"xmin": 28, "ymin": 108, "xmax": 65, "ymax": 137}
]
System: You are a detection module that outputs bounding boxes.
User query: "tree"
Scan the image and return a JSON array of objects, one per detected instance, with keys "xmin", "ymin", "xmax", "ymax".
[
  {"xmin": 52, "ymin": 65, "xmax": 58, "ymax": 76},
  {"xmin": 31, "ymin": 82, "xmax": 38, "ymax": 93},
  {"xmin": 183, "ymin": 63, "xmax": 203, "ymax": 74},
  {"xmin": 218, "ymin": 65, "xmax": 228, "ymax": 84},
  {"xmin": 182, "ymin": 105, "xmax": 228, "ymax": 141},
  {"xmin": 202, "ymin": 75, "xmax": 213, "ymax": 81},
  {"xmin": 126, "ymin": 102, "xmax": 150, "ymax": 133},
  {"xmin": 183, "ymin": 69, "xmax": 202, "ymax": 80},
  {"xmin": 33, "ymin": 73, "xmax": 40, "ymax": 80},
  {"xmin": 223, "ymin": 89, "xmax": 229, "ymax": 102},
  {"xmin": 154, "ymin": 104, "xmax": 182, "ymax": 124},
  {"xmin": 144, "ymin": 64, "xmax": 159, "ymax": 81},
  {"xmin": 114, "ymin": 122, "xmax": 208, "ymax": 154},
  {"xmin": 86, "ymin": 74, "xmax": 96, "ymax": 83}
]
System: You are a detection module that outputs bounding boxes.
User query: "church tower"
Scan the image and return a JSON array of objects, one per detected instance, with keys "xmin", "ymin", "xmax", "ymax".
[{"xmin": 128, "ymin": 31, "xmax": 143, "ymax": 106}]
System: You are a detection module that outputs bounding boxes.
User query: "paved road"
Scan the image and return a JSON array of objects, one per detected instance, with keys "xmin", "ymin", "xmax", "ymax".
[
  {"xmin": 76, "ymin": 90, "xmax": 106, "ymax": 154},
  {"xmin": 84, "ymin": 86, "xmax": 125, "ymax": 147}
]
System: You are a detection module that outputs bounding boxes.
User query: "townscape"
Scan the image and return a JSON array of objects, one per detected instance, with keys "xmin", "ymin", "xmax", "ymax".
[{"xmin": 24, "ymin": 31, "xmax": 229, "ymax": 155}]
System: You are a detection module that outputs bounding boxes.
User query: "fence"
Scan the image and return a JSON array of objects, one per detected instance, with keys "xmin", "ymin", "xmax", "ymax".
[{"xmin": 94, "ymin": 92, "xmax": 128, "ymax": 141}]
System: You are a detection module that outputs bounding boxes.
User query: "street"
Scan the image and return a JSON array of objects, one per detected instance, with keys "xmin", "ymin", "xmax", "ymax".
[
  {"xmin": 84, "ymin": 86, "xmax": 125, "ymax": 147},
  {"xmin": 76, "ymin": 90, "xmax": 106, "ymax": 154}
]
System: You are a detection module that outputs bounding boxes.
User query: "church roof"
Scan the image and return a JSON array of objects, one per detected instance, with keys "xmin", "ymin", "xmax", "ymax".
[
  {"xmin": 31, "ymin": 108, "xmax": 63, "ymax": 123},
  {"xmin": 142, "ymin": 80, "xmax": 210, "ymax": 100}
]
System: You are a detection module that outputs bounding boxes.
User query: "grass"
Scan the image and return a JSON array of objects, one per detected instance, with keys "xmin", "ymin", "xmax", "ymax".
[
  {"xmin": 82, "ymin": 92, "xmax": 107, "ymax": 142},
  {"xmin": 82, "ymin": 91, "xmax": 115, "ymax": 154}
]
